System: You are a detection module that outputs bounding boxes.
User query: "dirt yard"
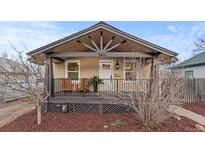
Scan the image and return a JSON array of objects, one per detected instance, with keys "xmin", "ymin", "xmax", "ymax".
[
  {"xmin": 0, "ymin": 109, "xmax": 199, "ymax": 132},
  {"xmin": 182, "ymin": 102, "xmax": 205, "ymax": 117},
  {"xmin": 0, "ymin": 97, "xmax": 31, "ymax": 109},
  {"xmin": 0, "ymin": 98, "xmax": 35, "ymax": 128}
]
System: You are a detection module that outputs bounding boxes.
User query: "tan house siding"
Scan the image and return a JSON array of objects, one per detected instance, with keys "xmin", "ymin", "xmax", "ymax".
[
  {"xmin": 77, "ymin": 57, "xmax": 124, "ymax": 78},
  {"xmin": 80, "ymin": 58, "xmax": 99, "ymax": 78},
  {"xmin": 52, "ymin": 57, "xmax": 151, "ymax": 79},
  {"xmin": 53, "ymin": 63, "xmax": 65, "ymax": 78}
]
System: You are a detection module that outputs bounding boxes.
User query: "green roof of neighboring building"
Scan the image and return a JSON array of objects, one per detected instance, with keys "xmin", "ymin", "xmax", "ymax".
[{"xmin": 177, "ymin": 51, "xmax": 205, "ymax": 68}]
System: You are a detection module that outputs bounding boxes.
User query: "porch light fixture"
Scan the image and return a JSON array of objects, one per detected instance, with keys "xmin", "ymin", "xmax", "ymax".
[{"xmin": 116, "ymin": 60, "xmax": 120, "ymax": 70}]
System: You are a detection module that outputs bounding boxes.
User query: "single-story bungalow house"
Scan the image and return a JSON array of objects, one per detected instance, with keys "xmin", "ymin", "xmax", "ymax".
[
  {"xmin": 27, "ymin": 21, "xmax": 178, "ymax": 112},
  {"xmin": 177, "ymin": 51, "xmax": 205, "ymax": 79}
]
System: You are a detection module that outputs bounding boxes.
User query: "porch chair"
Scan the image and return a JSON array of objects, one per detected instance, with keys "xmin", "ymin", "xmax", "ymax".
[
  {"xmin": 76, "ymin": 78, "xmax": 90, "ymax": 93},
  {"xmin": 63, "ymin": 79, "xmax": 73, "ymax": 91}
]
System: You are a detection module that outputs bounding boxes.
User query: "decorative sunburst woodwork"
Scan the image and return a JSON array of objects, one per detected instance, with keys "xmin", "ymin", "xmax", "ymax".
[{"xmin": 77, "ymin": 31, "xmax": 126, "ymax": 56}]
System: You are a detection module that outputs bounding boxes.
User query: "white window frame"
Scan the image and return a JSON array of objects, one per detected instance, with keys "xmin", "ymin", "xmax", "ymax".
[
  {"xmin": 185, "ymin": 70, "xmax": 193, "ymax": 79},
  {"xmin": 65, "ymin": 60, "xmax": 80, "ymax": 81},
  {"xmin": 123, "ymin": 59, "xmax": 138, "ymax": 81},
  {"xmin": 99, "ymin": 60, "xmax": 114, "ymax": 79}
]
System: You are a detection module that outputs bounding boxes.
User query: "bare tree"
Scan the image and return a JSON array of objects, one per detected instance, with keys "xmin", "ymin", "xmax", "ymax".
[
  {"xmin": 0, "ymin": 44, "xmax": 49, "ymax": 124},
  {"xmin": 193, "ymin": 38, "xmax": 205, "ymax": 53},
  {"xmin": 102, "ymin": 53, "xmax": 184, "ymax": 127}
]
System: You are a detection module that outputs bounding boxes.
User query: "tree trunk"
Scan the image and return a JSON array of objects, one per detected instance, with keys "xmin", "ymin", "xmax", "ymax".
[{"xmin": 37, "ymin": 105, "xmax": 42, "ymax": 125}]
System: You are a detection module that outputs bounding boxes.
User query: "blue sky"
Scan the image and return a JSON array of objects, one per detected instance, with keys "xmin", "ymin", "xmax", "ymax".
[{"xmin": 0, "ymin": 21, "xmax": 205, "ymax": 61}]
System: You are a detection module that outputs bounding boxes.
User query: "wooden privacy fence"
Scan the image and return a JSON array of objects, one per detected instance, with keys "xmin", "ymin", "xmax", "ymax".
[{"xmin": 181, "ymin": 78, "xmax": 205, "ymax": 103}]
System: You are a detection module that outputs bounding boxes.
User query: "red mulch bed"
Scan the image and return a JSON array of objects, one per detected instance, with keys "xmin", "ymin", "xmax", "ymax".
[
  {"xmin": 0, "ymin": 110, "xmax": 199, "ymax": 132},
  {"xmin": 182, "ymin": 102, "xmax": 205, "ymax": 117}
]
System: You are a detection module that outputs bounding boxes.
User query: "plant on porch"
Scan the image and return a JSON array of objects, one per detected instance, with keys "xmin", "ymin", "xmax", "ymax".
[{"xmin": 89, "ymin": 75, "xmax": 104, "ymax": 92}]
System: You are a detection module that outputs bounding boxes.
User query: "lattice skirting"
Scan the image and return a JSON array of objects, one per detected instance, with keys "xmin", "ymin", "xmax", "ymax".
[{"xmin": 47, "ymin": 103, "xmax": 135, "ymax": 113}]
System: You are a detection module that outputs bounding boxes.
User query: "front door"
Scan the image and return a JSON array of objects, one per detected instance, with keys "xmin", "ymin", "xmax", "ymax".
[
  {"xmin": 99, "ymin": 60, "xmax": 113, "ymax": 79},
  {"xmin": 99, "ymin": 60, "xmax": 114, "ymax": 91}
]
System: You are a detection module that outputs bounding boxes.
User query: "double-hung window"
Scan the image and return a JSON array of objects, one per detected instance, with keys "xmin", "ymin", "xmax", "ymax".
[
  {"xmin": 67, "ymin": 61, "xmax": 80, "ymax": 80},
  {"xmin": 124, "ymin": 60, "xmax": 137, "ymax": 80},
  {"xmin": 185, "ymin": 70, "xmax": 193, "ymax": 79}
]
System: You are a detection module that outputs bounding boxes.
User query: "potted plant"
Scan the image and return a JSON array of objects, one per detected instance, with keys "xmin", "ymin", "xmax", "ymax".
[{"xmin": 89, "ymin": 75, "xmax": 104, "ymax": 92}]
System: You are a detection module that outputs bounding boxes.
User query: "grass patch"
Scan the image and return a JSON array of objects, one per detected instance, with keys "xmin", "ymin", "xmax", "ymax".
[{"xmin": 110, "ymin": 120, "xmax": 125, "ymax": 127}]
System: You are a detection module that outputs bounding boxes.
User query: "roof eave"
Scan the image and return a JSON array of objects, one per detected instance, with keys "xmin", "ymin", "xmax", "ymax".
[
  {"xmin": 176, "ymin": 62, "xmax": 205, "ymax": 68},
  {"xmin": 27, "ymin": 22, "xmax": 178, "ymax": 57}
]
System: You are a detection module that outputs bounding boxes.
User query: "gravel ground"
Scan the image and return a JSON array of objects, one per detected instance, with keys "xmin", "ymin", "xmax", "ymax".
[{"xmin": 0, "ymin": 110, "xmax": 199, "ymax": 132}]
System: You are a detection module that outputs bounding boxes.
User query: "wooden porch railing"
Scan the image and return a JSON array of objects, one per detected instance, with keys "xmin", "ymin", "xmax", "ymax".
[
  {"xmin": 51, "ymin": 78, "xmax": 205, "ymax": 103},
  {"xmin": 52, "ymin": 78, "xmax": 151, "ymax": 97}
]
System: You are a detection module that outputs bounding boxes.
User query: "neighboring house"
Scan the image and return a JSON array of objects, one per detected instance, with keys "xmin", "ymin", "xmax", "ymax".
[
  {"xmin": 0, "ymin": 58, "xmax": 29, "ymax": 103},
  {"xmin": 176, "ymin": 51, "xmax": 205, "ymax": 79},
  {"xmin": 27, "ymin": 21, "xmax": 178, "ymax": 112}
]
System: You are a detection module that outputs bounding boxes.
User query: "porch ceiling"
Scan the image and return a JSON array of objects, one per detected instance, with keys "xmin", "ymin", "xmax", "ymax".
[{"xmin": 48, "ymin": 28, "xmax": 158, "ymax": 54}]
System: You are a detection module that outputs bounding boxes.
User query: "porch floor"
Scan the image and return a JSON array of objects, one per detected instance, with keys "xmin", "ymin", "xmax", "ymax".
[{"xmin": 49, "ymin": 95, "xmax": 125, "ymax": 105}]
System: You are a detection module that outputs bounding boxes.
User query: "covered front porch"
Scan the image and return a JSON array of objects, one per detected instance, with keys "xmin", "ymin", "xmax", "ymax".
[
  {"xmin": 45, "ymin": 28, "xmax": 158, "ymax": 99},
  {"xmin": 46, "ymin": 54, "xmax": 154, "ymax": 112}
]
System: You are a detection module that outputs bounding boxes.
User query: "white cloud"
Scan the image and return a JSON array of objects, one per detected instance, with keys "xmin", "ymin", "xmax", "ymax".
[
  {"xmin": 0, "ymin": 22, "xmax": 72, "ymax": 55},
  {"xmin": 167, "ymin": 25, "xmax": 177, "ymax": 32},
  {"xmin": 145, "ymin": 23, "xmax": 205, "ymax": 61}
]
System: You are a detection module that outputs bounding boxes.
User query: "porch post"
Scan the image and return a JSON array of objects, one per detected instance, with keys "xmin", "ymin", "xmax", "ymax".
[
  {"xmin": 148, "ymin": 57, "xmax": 155, "ymax": 99},
  {"xmin": 50, "ymin": 58, "xmax": 54, "ymax": 97},
  {"xmin": 150, "ymin": 57, "xmax": 154, "ymax": 79},
  {"xmin": 150, "ymin": 57, "xmax": 161, "ymax": 99},
  {"xmin": 46, "ymin": 57, "xmax": 54, "ymax": 98},
  {"xmin": 45, "ymin": 58, "xmax": 49, "ymax": 94},
  {"xmin": 44, "ymin": 58, "xmax": 49, "ymax": 112}
]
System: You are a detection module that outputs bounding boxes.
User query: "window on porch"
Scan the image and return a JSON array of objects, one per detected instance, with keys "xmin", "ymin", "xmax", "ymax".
[
  {"xmin": 67, "ymin": 62, "xmax": 79, "ymax": 80},
  {"xmin": 124, "ymin": 60, "xmax": 137, "ymax": 80}
]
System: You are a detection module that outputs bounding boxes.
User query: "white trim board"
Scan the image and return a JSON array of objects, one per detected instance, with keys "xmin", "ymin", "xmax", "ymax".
[
  {"xmin": 99, "ymin": 60, "xmax": 114, "ymax": 79},
  {"xmin": 65, "ymin": 60, "xmax": 80, "ymax": 79}
]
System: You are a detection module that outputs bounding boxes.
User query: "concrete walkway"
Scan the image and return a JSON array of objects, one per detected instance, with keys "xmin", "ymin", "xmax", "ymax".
[
  {"xmin": 170, "ymin": 105, "xmax": 205, "ymax": 126},
  {"xmin": 0, "ymin": 102, "xmax": 36, "ymax": 128}
]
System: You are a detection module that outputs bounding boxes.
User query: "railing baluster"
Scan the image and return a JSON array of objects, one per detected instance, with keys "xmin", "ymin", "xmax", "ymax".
[{"xmin": 51, "ymin": 78, "xmax": 154, "ymax": 99}]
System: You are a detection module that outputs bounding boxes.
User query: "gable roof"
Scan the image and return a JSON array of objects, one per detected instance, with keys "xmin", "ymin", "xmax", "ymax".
[
  {"xmin": 176, "ymin": 51, "xmax": 205, "ymax": 68},
  {"xmin": 27, "ymin": 21, "xmax": 178, "ymax": 57}
]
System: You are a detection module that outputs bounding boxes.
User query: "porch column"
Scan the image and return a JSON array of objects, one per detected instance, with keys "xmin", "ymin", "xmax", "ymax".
[
  {"xmin": 149, "ymin": 57, "xmax": 161, "ymax": 99},
  {"xmin": 45, "ymin": 58, "xmax": 49, "ymax": 94},
  {"xmin": 150, "ymin": 57, "xmax": 155, "ymax": 79},
  {"xmin": 148, "ymin": 57, "xmax": 156, "ymax": 98},
  {"xmin": 46, "ymin": 57, "xmax": 54, "ymax": 98}
]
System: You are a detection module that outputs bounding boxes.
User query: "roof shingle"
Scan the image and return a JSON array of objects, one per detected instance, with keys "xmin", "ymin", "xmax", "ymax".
[{"xmin": 177, "ymin": 51, "xmax": 205, "ymax": 67}]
